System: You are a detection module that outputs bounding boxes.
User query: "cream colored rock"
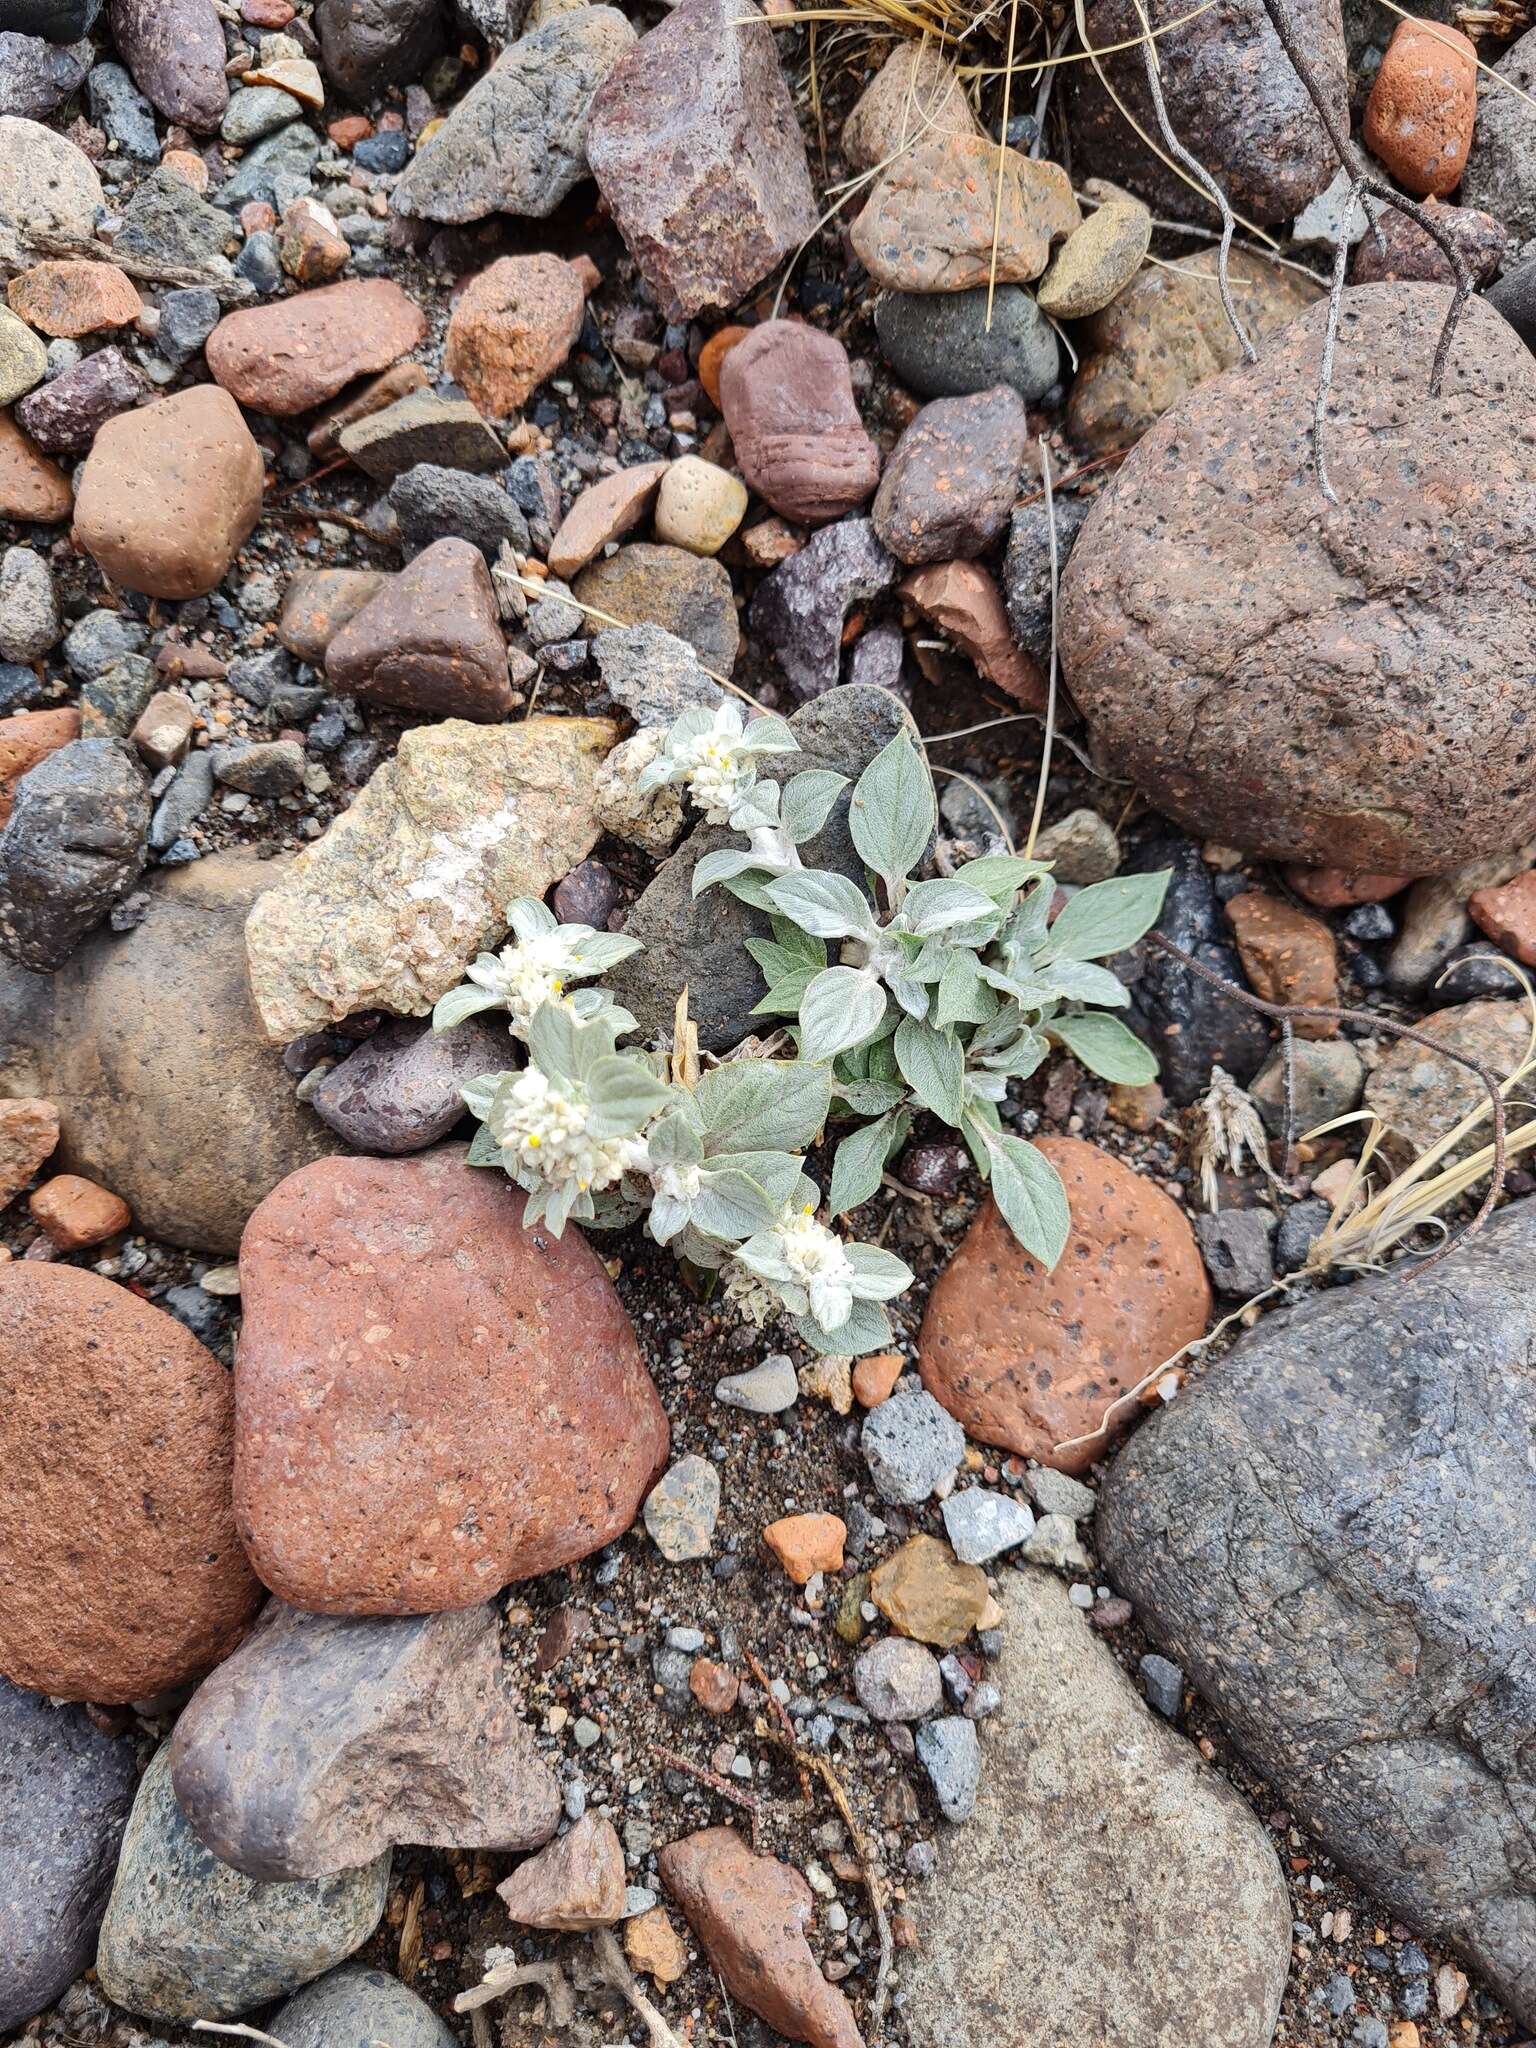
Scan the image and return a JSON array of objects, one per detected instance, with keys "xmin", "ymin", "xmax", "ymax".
[
  {"xmin": 245, "ymin": 716, "xmax": 617, "ymax": 1042},
  {"xmin": 592, "ymin": 727, "xmax": 685, "ymax": 856},
  {"xmin": 653, "ymin": 457, "xmax": 748, "ymax": 556},
  {"xmin": 1037, "ymin": 199, "xmax": 1151, "ymax": 318},
  {"xmin": 842, "ymin": 41, "xmax": 980, "ymax": 173}
]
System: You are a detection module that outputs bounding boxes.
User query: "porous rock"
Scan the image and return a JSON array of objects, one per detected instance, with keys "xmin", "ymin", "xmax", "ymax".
[
  {"xmin": 841, "ymin": 40, "xmax": 978, "ymax": 171},
  {"xmin": 206, "ymin": 279, "xmax": 427, "ymax": 417},
  {"xmin": 497, "ymin": 1811, "xmax": 626, "ymax": 1929},
  {"xmin": 1461, "ymin": 21, "xmax": 1536, "ymax": 241},
  {"xmin": 748, "ymin": 517, "xmax": 897, "ymax": 701},
  {"xmin": 0, "ymin": 736, "xmax": 147, "ymax": 971},
  {"xmin": 852, "ymin": 136, "xmax": 1077, "ymax": 293},
  {"xmin": 443, "ymin": 252, "xmax": 586, "ymax": 416},
  {"xmin": 872, "ymin": 385, "xmax": 1028, "ymax": 564},
  {"xmin": 107, "ymin": 0, "xmax": 228, "ymax": 129},
  {"xmin": 573, "ymin": 543, "xmax": 738, "ymax": 674},
  {"xmin": 270, "ymin": 1967, "xmax": 456, "ymax": 2048}
]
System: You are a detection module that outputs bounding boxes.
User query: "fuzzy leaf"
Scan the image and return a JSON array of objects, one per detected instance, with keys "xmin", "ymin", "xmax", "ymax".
[
  {"xmin": 894, "ymin": 1014, "xmax": 965, "ymax": 1124},
  {"xmin": 902, "ymin": 877, "xmax": 1004, "ymax": 938},
  {"xmin": 694, "ymin": 1060, "xmax": 831, "ymax": 1154},
  {"xmin": 934, "ymin": 950, "xmax": 997, "ymax": 1029},
  {"xmin": 849, "ymin": 731, "xmax": 935, "ymax": 890},
  {"xmin": 1050, "ymin": 1011, "xmax": 1158, "ymax": 1084},
  {"xmin": 734, "ymin": 712, "xmax": 799, "ymax": 758},
  {"xmin": 796, "ymin": 1296, "xmax": 893, "ymax": 1357},
  {"xmin": 584, "ymin": 1054, "xmax": 675, "ymax": 1138},
  {"xmin": 844, "ymin": 1241, "xmax": 914, "ymax": 1299},
  {"xmin": 433, "ymin": 982, "xmax": 507, "ymax": 1031},
  {"xmin": 691, "ymin": 1169, "xmax": 783, "ymax": 1242},
  {"xmin": 752, "ymin": 967, "xmax": 820, "ymax": 1018},
  {"xmin": 1038, "ymin": 958, "xmax": 1131, "ymax": 1007},
  {"xmin": 765, "ymin": 869, "xmax": 878, "ymax": 941},
  {"xmin": 834, "ymin": 1079, "xmax": 908, "ymax": 1117},
  {"xmin": 799, "ymin": 967, "xmax": 888, "ymax": 1063},
  {"xmin": 957, "ymin": 853, "xmax": 1051, "ymax": 905},
  {"xmin": 829, "ymin": 1112, "xmax": 901, "ymax": 1216},
  {"xmin": 465, "ymin": 1122, "xmax": 511, "ymax": 1169},
  {"xmin": 781, "ymin": 769, "xmax": 849, "ymax": 844},
  {"xmin": 985, "ymin": 1130, "xmax": 1071, "ymax": 1269},
  {"xmin": 693, "ymin": 847, "xmax": 767, "ymax": 897},
  {"xmin": 1041, "ymin": 870, "xmax": 1170, "ymax": 963},
  {"xmin": 507, "ymin": 897, "xmax": 558, "ymax": 943}
]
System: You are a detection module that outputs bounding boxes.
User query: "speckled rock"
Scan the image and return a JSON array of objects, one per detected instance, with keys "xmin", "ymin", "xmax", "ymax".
[
  {"xmin": 0, "ymin": 33, "xmax": 90, "ymax": 123},
  {"xmin": 851, "ymin": 136, "xmax": 1077, "ymax": 292},
  {"xmin": 920, "ymin": 1136, "xmax": 1210, "ymax": 1473},
  {"xmin": 170, "ymin": 1599, "xmax": 558, "ymax": 1879},
  {"xmin": 547, "ymin": 461, "xmax": 666, "ymax": 578},
  {"xmin": 14, "ymin": 345, "xmax": 143, "ymax": 453},
  {"xmin": 0, "ymin": 737, "xmax": 147, "ymax": 971},
  {"xmin": 393, "ymin": 9, "xmax": 634, "ymax": 222},
  {"xmin": 574, "ymin": 543, "xmax": 738, "ymax": 674},
  {"xmin": 852, "ymin": 1636, "xmax": 943, "ymax": 1722},
  {"xmin": 1002, "ymin": 492, "xmax": 1086, "ymax": 670},
  {"xmin": 1364, "ymin": 19, "xmax": 1476, "ymax": 197},
  {"xmin": 1067, "ymin": 245, "xmax": 1321, "ymax": 455},
  {"xmin": 748, "ymin": 517, "xmax": 897, "ymax": 701},
  {"xmin": 325, "ymin": 537, "xmax": 511, "ymax": 721},
  {"xmin": 902, "ymin": 1572, "xmax": 1292, "ymax": 2048},
  {"xmin": 271, "ymin": 1967, "xmax": 456, "ymax": 2048},
  {"xmin": 278, "ymin": 568, "xmax": 390, "ymax": 661},
  {"xmin": 1037, "ymin": 200, "xmax": 1151, "ymax": 318},
  {"xmin": 1064, "ymin": 0, "xmax": 1345, "ymax": 225},
  {"xmin": 235, "ymin": 1148, "xmax": 669, "ymax": 1612},
  {"xmin": 654, "ymin": 455, "xmax": 748, "ymax": 556},
  {"xmin": 842, "ymin": 40, "xmax": 978, "ymax": 170},
  {"xmin": 97, "ymin": 1745, "xmax": 388, "ymax": 2022},
  {"xmin": 1250, "ymin": 1037, "xmax": 1364, "ymax": 1138},
  {"xmin": 7, "ymin": 259, "xmax": 139, "ymax": 337},
  {"xmin": 586, "ymin": 0, "xmax": 817, "ymax": 320},
  {"xmin": 1348, "ymin": 198, "xmax": 1508, "ymax": 285},
  {"xmin": 1363, "ymin": 997, "xmax": 1529, "ymax": 1164},
  {"xmin": 861, "ymin": 1387, "xmax": 965, "ymax": 1505},
  {"xmin": 642, "ymin": 1454, "xmax": 720, "ymax": 1562},
  {"xmin": 206, "ymin": 279, "xmax": 427, "ymax": 416},
  {"xmin": 497, "ymin": 1812, "xmax": 625, "ymax": 1929},
  {"xmin": 1098, "ymin": 1198, "xmax": 1536, "ymax": 2030},
  {"xmin": 872, "ymin": 385, "xmax": 1028, "ymax": 564},
  {"xmin": 311, "ymin": 1015, "xmax": 509, "ymax": 1154},
  {"xmin": 443, "ymin": 253, "xmax": 586, "ymax": 416},
  {"xmin": 659, "ymin": 1828, "xmax": 862, "ymax": 2048},
  {"xmin": 0, "ymin": 115, "xmax": 102, "ymax": 271},
  {"xmin": 0, "ymin": 1262, "xmax": 261, "ymax": 1702},
  {"xmin": 718, "ymin": 321, "xmax": 880, "ymax": 526},
  {"xmin": 1063, "ymin": 287, "xmax": 1536, "ymax": 870},
  {"xmin": 874, "ymin": 284, "xmax": 1061, "ymax": 403},
  {"xmin": 0, "ymin": 1093, "xmax": 57, "ymax": 1202},
  {"xmin": 244, "ymin": 715, "xmax": 615, "ymax": 1042},
  {"xmin": 315, "ymin": 0, "xmax": 444, "ymax": 101},
  {"xmin": 0, "ymin": 305, "xmax": 44, "ymax": 405},
  {"xmin": 107, "ymin": 0, "xmax": 227, "ymax": 128},
  {"xmin": 1224, "ymin": 891, "xmax": 1338, "ymax": 1034},
  {"xmin": 1460, "ymin": 21, "xmax": 1536, "ymax": 241},
  {"xmin": 0, "ymin": 1680, "xmax": 137, "ymax": 2032},
  {"xmin": 73, "ymin": 385, "xmax": 264, "ymax": 601}
]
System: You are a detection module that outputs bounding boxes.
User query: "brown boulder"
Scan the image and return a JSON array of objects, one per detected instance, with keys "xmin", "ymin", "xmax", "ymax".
[
  {"xmin": 234, "ymin": 1148, "xmax": 670, "ymax": 1614},
  {"xmin": 658, "ymin": 1827, "xmax": 861, "ymax": 2048},
  {"xmin": 872, "ymin": 385, "xmax": 1029, "ymax": 563},
  {"xmin": 444, "ymin": 254, "xmax": 586, "ymax": 417},
  {"xmin": 0, "ymin": 408, "xmax": 71, "ymax": 522},
  {"xmin": 850, "ymin": 136, "xmax": 1078, "ymax": 293},
  {"xmin": 0, "ymin": 707, "xmax": 80, "ymax": 827},
  {"xmin": 325, "ymin": 538, "xmax": 511, "ymax": 721},
  {"xmin": 7, "ymin": 261, "xmax": 141, "ymax": 338},
  {"xmin": 718, "ymin": 321, "xmax": 880, "ymax": 526},
  {"xmin": 0, "ymin": 1261, "xmax": 262, "ymax": 1703},
  {"xmin": 919, "ymin": 1136, "xmax": 1210, "ymax": 1473},
  {"xmin": 497, "ymin": 1812, "xmax": 626, "ymax": 1929},
  {"xmin": 206, "ymin": 279, "xmax": 427, "ymax": 417},
  {"xmin": 1061, "ymin": 286, "xmax": 1536, "ymax": 871},
  {"xmin": 72, "ymin": 385, "xmax": 264, "ymax": 601}
]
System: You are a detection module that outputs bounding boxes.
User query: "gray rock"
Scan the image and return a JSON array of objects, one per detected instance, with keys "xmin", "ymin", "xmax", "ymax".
[
  {"xmin": 915, "ymin": 1715, "xmax": 981, "ymax": 1822},
  {"xmin": 589, "ymin": 621, "xmax": 718, "ymax": 728},
  {"xmin": 714, "ymin": 1352, "xmax": 798, "ymax": 1414},
  {"xmin": 388, "ymin": 461, "xmax": 530, "ymax": 563},
  {"xmin": 1027, "ymin": 1468, "xmax": 1096, "ymax": 1523},
  {"xmin": 853, "ymin": 1636, "xmax": 943, "ymax": 1722},
  {"xmin": 116, "ymin": 164, "xmax": 235, "ymax": 272},
  {"xmin": 310, "ymin": 1015, "xmax": 510, "ymax": 1154},
  {"xmin": 605, "ymin": 683, "xmax": 913, "ymax": 1050},
  {"xmin": 341, "ymin": 394, "xmax": 505, "ymax": 482},
  {"xmin": 1385, "ymin": 845, "xmax": 1536, "ymax": 996},
  {"xmin": 875, "ymin": 285, "xmax": 1061, "ymax": 403},
  {"xmin": 272, "ymin": 1965, "xmax": 456, "ymax": 2048},
  {"xmin": 1250, "ymin": 1036, "xmax": 1364, "ymax": 1139},
  {"xmin": 96, "ymin": 1744, "xmax": 389, "ymax": 2022},
  {"xmin": 316, "ymin": 0, "xmax": 444, "ymax": 100},
  {"xmin": 1424, "ymin": 940, "xmax": 1526, "ymax": 1008},
  {"xmin": 642, "ymin": 1454, "xmax": 720, "ymax": 1562},
  {"xmin": 223, "ymin": 84, "xmax": 308, "ymax": 146},
  {"xmin": 0, "ymin": 1680, "xmax": 137, "ymax": 2033},
  {"xmin": 236, "ymin": 228, "xmax": 283, "ymax": 294},
  {"xmin": 1274, "ymin": 1194, "xmax": 1330, "ymax": 1274},
  {"xmin": 156, "ymin": 284, "xmax": 222, "ymax": 368},
  {"xmin": 14, "ymin": 345, "xmax": 144, "ymax": 454},
  {"xmin": 0, "ymin": 544, "xmax": 58, "ymax": 662},
  {"xmin": 64, "ymin": 607, "xmax": 147, "ymax": 680},
  {"xmin": 862, "ymin": 1388, "xmax": 965, "ymax": 1506},
  {"xmin": 846, "ymin": 620, "xmax": 904, "ymax": 693},
  {"xmin": 940, "ymin": 1486, "xmax": 1035, "ymax": 1564},
  {"xmin": 0, "ymin": 738, "xmax": 148, "ymax": 971},
  {"xmin": 0, "ymin": 0, "xmax": 101, "ymax": 35},
  {"xmin": 748, "ymin": 517, "xmax": 898, "ymax": 701},
  {"xmin": 81, "ymin": 656, "xmax": 156, "ymax": 740},
  {"xmin": 210, "ymin": 739, "xmax": 305, "ymax": 796},
  {"xmin": 1021, "ymin": 1511, "xmax": 1092, "ymax": 1572},
  {"xmin": 903, "ymin": 1572, "xmax": 1291, "ymax": 2046},
  {"xmin": 1098, "ymin": 1197, "xmax": 1536, "ymax": 2030},
  {"xmin": 227, "ymin": 645, "xmax": 292, "ymax": 708},
  {"xmin": 1139, "ymin": 1652, "xmax": 1183, "ymax": 1720},
  {"xmin": 0, "ymin": 27, "xmax": 88, "ymax": 119},
  {"xmin": 86, "ymin": 59, "xmax": 160, "ymax": 160},
  {"xmin": 1193, "ymin": 1207, "xmax": 1276, "ymax": 1296},
  {"xmin": 0, "ymin": 112, "xmax": 102, "ymax": 272},
  {"xmin": 393, "ymin": 7, "xmax": 635, "ymax": 223},
  {"xmin": 170, "ymin": 1601, "xmax": 559, "ymax": 1881},
  {"xmin": 107, "ymin": 0, "xmax": 227, "ymax": 131},
  {"xmin": 1364, "ymin": 997, "xmax": 1529, "ymax": 1165},
  {"xmin": 1462, "ymin": 24, "xmax": 1536, "ymax": 242},
  {"xmin": 148, "ymin": 748, "xmax": 214, "ymax": 854},
  {"xmin": 1003, "ymin": 495, "xmax": 1092, "ymax": 669},
  {"xmin": 216, "ymin": 120, "xmax": 321, "ymax": 210}
]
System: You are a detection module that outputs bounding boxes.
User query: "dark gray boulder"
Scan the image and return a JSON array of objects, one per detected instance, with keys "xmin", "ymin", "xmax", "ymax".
[
  {"xmin": 0, "ymin": 738, "xmax": 148, "ymax": 971},
  {"xmin": 0, "ymin": 1681, "xmax": 138, "ymax": 2032},
  {"xmin": 1098, "ymin": 1198, "xmax": 1536, "ymax": 2028}
]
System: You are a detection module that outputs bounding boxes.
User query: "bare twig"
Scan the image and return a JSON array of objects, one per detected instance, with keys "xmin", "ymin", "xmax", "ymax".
[
  {"xmin": 651, "ymin": 1744, "xmax": 763, "ymax": 1849},
  {"xmin": 1311, "ymin": 177, "xmax": 1361, "ymax": 506},
  {"xmin": 747, "ymin": 1650, "xmax": 812, "ymax": 1804},
  {"xmin": 453, "ymin": 1957, "xmax": 577, "ymax": 2022},
  {"xmin": 985, "ymin": 0, "xmax": 1022, "ymax": 331},
  {"xmin": 193, "ymin": 2025, "xmax": 286, "ymax": 2048},
  {"xmin": 590, "ymin": 1929, "xmax": 690, "ymax": 2048},
  {"xmin": 17, "ymin": 229, "xmax": 254, "ymax": 302},
  {"xmin": 1023, "ymin": 433, "xmax": 1061, "ymax": 859}
]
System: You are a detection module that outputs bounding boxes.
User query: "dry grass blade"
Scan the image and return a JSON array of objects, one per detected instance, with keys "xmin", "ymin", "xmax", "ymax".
[
  {"xmin": 985, "ymin": 0, "xmax": 1022, "ymax": 330},
  {"xmin": 192, "ymin": 2025, "xmax": 287, "ymax": 2048},
  {"xmin": 1023, "ymin": 432, "xmax": 1061, "ymax": 858}
]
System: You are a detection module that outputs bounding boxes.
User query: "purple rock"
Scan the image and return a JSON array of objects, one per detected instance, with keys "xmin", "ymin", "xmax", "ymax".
[
  {"xmin": 0, "ymin": 1678, "xmax": 138, "ymax": 2032},
  {"xmin": 896, "ymin": 1141, "xmax": 966, "ymax": 1197},
  {"xmin": 106, "ymin": 0, "xmax": 228, "ymax": 131},
  {"xmin": 0, "ymin": 28, "xmax": 90, "ymax": 118},
  {"xmin": 586, "ymin": 0, "xmax": 817, "ymax": 320},
  {"xmin": 871, "ymin": 385, "xmax": 1031, "ymax": 565},
  {"xmin": 14, "ymin": 346, "xmax": 144, "ymax": 453},
  {"xmin": 846, "ymin": 622, "xmax": 906, "ymax": 695},
  {"xmin": 309, "ymin": 1014, "xmax": 510, "ymax": 1154},
  {"xmin": 748, "ymin": 517, "xmax": 897, "ymax": 700},
  {"xmin": 553, "ymin": 858, "xmax": 622, "ymax": 929},
  {"xmin": 169, "ymin": 1601, "xmax": 559, "ymax": 1881}
]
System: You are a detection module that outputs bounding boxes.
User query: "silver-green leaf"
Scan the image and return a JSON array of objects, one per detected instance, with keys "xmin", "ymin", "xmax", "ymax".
[
  {"xmin": 1049, "ymin": 1011, "xmax": 1158, "ymax": 1084},
  {"xmin": 848, "ymin": 731, "xmax": 935, "ymax": 891}
]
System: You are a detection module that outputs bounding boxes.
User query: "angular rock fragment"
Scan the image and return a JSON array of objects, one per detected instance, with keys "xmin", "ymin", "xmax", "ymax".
[
  {"xmin": 325, "ymin": 537, "xmax": 512, "ymax": 721},
  {"xmin": 0, "ymin": 737, "xmax": 147, "ymax": 971}
]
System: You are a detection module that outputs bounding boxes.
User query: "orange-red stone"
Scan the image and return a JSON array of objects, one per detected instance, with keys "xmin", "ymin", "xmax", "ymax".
[{"xmin": 1363, "ymin": 19, "xmax": 1477, "ymax": 199}]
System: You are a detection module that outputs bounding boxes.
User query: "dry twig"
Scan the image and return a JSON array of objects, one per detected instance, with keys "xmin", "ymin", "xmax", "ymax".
[
  {"xmin": 747, "ymin": 1650, "xmax": 813, "ymax": 1804},
  {"xmin": 590, "ymin": 1928, "xmax": 690, "ymax": 2048},
  {"xmin": 651, "ymin": 1743, "xmax": 763, "ymax": 1849},
  {"xmin": 453, "ymin": 1955, "xmax": 577, "ymax": 2023},
  {"xmin": 192, "ymin": 2025, "xmax": 286, "ymax": 2048}
]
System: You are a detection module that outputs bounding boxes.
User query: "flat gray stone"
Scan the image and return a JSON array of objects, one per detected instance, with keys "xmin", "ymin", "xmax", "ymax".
[
  {"xmin": 714, "ymin": 1353, "xmax": 798, "ymax": 1415},
  {"xmin": 876, "ymin": 285, "xmax": 1061, "ymax": 403},
  {"xmin": 272, "ymin": 1964, "xmax": 456, "ymax": 2048},
  {"xmin": 861, "ymin": 1387, "xmax": 965, "ymax": 1506},
  {"xmin": 915, "ymin": 1714, "xmax": 981, "ymax": 1822},
  {"xmin": 940, "ymin": 1487, "xmax": 1035, "ymax": 1564},
  {"xmin": 853, "ymin": 1636, "xmax": 943, "ymax": 1722}
]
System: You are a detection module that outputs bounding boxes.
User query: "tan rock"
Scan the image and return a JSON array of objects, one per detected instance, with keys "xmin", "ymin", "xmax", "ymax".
[
  {"xmin": 0, "ymin": 408, "xmax": 71, "ymax": 522},
  {"xmin": 869, "ymin": 1533, "xmax": 989, "ymax": 1648},
  {"xmin": 29, "ymin": 1171, "xmax": 130, "ymax": 1249},
  {"xmin": 72, "ymin": 385, "xmax": 264, "ymax": 601},
  {"xmin": 277, "ymin": 197, "xmax": 350, "ymax": 286},
  {"xmin": 0, "ymin": 1095, "xmax": 57, "ymax": 1205},
  {"xmin": 574, "ymin": 543, "xmax": 739, "ymax": 674},
  {"xmin": 689, "ymin": 1657, "xmax": 740, "ymax": 1714},
  {"xmin": 919, "ymin": 1136, "xmax": 1210, "ymax": 1473},
  {"xmin": 591, "ymin": 727, "xmax": 686, "ymax": 856},
  {"xmin": 444, "ymin": 253, "xmax": 586, "ymax": 417},
  {"xmin": 206, "ymin": 278, "xmax": 427, "ymax": 416},
  {"xmin": 851, "ymin": 135, "xmax": 1078, "ymax": 292},
  {"xmin": 1225, "ymin": 892, "xmax": 1339, "ymax": 1036},
  {"xmin": 625, "ymin": 1904, "xmax": 688, "ymax": 1986},
  {"xmin": 497, "ymin": 1813, "xmax": 626, "ymax": 1929},
  {"xmin": 0, "ymin": 707, "xmax": 80, "ymax": 828},
  {"xmin": 1363, "ymin": 998, "xmax": 1530, "ymax": 1165},
  {"xmin": 130, "ymin": 691, "xmax": 196, "ymax": 772},
  {"xmin": 763, "ymin": 1512, "xmax": 846, "ymax": 1584},
  {"xmin": 852, "ymin": 1352, "xmax": 903, "ymax": 1408},
  {"xmin": 7, "ymin": 261, "xmax": 142, "ymax": 339},
  {"xmin": 842, "ymin": 41, "xmax": 980, "ymax": 173},
  {"xmin": 899, "ymin": 559, "xmax": 1043, "ymax": 707},
  {"xmin": 244, "ymin": 715, "xmax": 617, "ymax": 1041},
  {"xmin": 1036, "ymin": 200, "xmax": 1151, "ymax": 319},
  {"xmin": 307, "ymin": 360, "xmax": 431, "ymax": 458},
  {"xmin": 654, "ymin": 456, "xmax": 747, "ymax": 556},
  {"xmin": 546, "ymin": 460, "xmax": 667, "ymax": 579}
]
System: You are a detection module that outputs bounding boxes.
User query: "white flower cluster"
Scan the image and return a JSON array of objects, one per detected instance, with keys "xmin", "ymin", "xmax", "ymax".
[
  {"xmin": 487, "ymin": 1065, "xmax": 650, "ymax": 1197},
  {"xmin": 467, "ymin": 925, "xmax": 590, "ymax": 1035},
  {"xmin": 668, "ymin": 720, "xmax": 759, "ymax": 825},
  {"xmin": 774, "ymin": 1206, "xmax": 859, "ymax": 1331}
]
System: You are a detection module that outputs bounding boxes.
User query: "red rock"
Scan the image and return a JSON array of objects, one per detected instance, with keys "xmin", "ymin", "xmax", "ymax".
[
  {"xmin": 444, "ymin": 254, "xmax": 586, "ymax": 418},
  {"xmin": 239, "ymin": 198, "xmax": 277, "ymax": 235},
  {"xmin": 763, "ymin": 1513, "xmax": 845, "ymax": 1584},
  {"xmin": 29, "ymin": 1172, "xmax": 130, "ymax": 1249},
  {"xmin": 0, "ymin": 1261, "xmax": 262, "ymax": 1703},
  {"xmin": 1363, "ymin": 19, "xmax": 1476, "ymax": 199},
  {"xmin": 497, "ymin": 1812, "xmax": 626, "ymax": 1930},
  {"xmin": 919, "ymin": 1136, "xmax": 1210, "ymax": 1474},
  {"xmin": 842, "ymin": 41, "xmax": 980, "ymax": 172},
  {"xmin": 0, "ymin": 1097, "xmax": 58, "ymax": 1206},
  {"xmin": 278, "ymin": 198, "xmax": 351, "ymax": 286},
  {"xmin": 1225, "ymin": 892, "xmax": 1338, "ymax": 1036},
  {"xmin": 7, "ymin": 261, "xmax": 142, "ymax": 339},
  {"xmin": 325, "ymin": 537, "xmax": 511, "ymax": 721},
  {"xmin": 718, "ymin": 321, "xmax": 880, "ymax": 525},
  {"xmin": 244, "ymin": 0, "xmax": 296, "ymax": 21},
  {"xmin": 852, "ymin": 1352, "xmax": 903, "ymax": 1408},
  {"xmin": 658, "ymin": 1827, "xmax": 862, "ymax": 2048},
  {"xmin": 234, "ymin": 1148, "xmax": 670, "ymax": 1615},
  {"xmin": 0, "ymin": 707, "xmax": 80, "ymax": 827},
  {"xmin": 1469, "ymin": 868, "xmax": 1536, "ymax": 965},
  {"xmin": 546, "ymin": 461, "xmax": 667, "ymax": 579},
  {"xmin": 1284, "ymin": 866, "xmax": 1412, "ymax": 909},
  {"xmin": 327, "ymin": 114, "xmax": 372, "ymax": 150},
  {"xmin": 1348, "ymin": 199, "xmax": 1508, "ymax": 286},
  {"xmin": 689, "ymin": 1656, "xmax": 740, "ymax": 1714},
  {"xmin": 72, "ymin": 384, "xmax": 264, "ymax": 601},
  {"xmin": 278, "ymin": 567, "xmax": 390, "ymax": 661},
  {"xmin": 206, "ymin": 278, "xmax": 427, "ymax": 417},
  {"xmin": 899, "ymin": 559, "xmax": 1044, "ymax": 708}
]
